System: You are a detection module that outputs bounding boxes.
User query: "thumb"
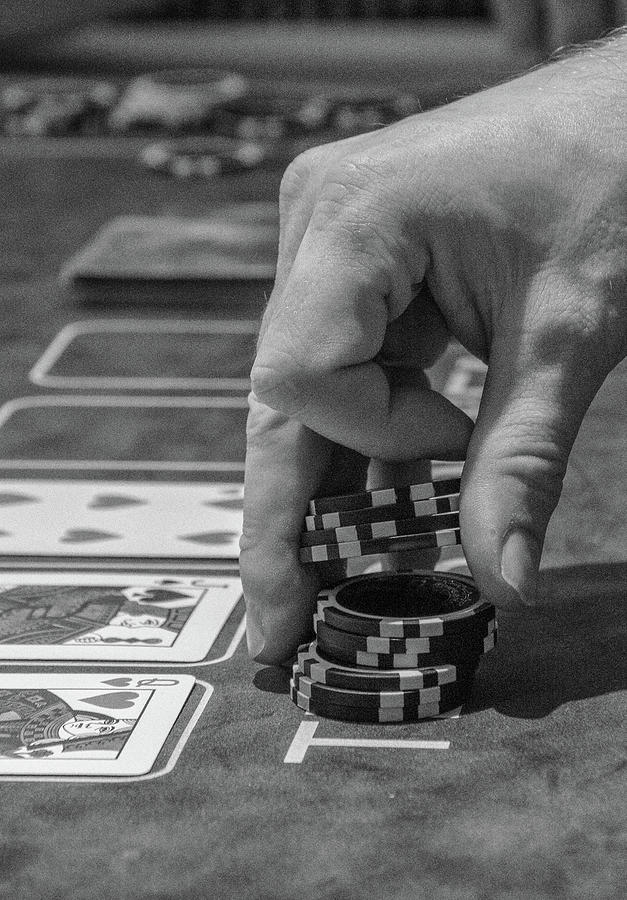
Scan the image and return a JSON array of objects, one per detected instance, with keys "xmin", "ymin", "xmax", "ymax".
[{"xmin": 460, "ymin": 273, "xmax": 625, "ymax": 609}]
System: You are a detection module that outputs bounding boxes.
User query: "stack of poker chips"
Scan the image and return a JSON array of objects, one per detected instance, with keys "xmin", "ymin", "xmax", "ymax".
[
  {"xmin": 298, "ymin": 477, "xmax": 462, "ymax": 564},
  {"xmin": 291, "ymin": 478, "xmax": 497, "ymax": 723}
]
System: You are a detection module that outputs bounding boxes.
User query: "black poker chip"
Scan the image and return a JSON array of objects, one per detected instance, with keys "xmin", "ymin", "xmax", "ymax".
[
  {"xmin": 300, "ymin": 510, "xmax": 460, "ymax": 547},
  {"xmin": 296, "ymin": 641, "xmax": 477, "ymax": 692},
  {"xmin": 292, "ymin": 667, "xmax": 472, "ymax": 710},
  {"xmin": 315, "ymin": 616, "xmax": 496, "ymax": 656},
  {"xmin": 316, "ymin": 571, "xmax": 493, "ymax": 638},
  {"xmin": 299, "ymin": 527, "xmax": 461, "ymax": 563},
  {"xmin": 316, "ymin": 624, "xmax": 497, "ymax": 670},
  {"xmin": 290, "ymin": 685, "xmax": 462, "ymax": 723},
  {"xmin": 304, "ymin": 494, "xmax": 459, "ymax": 531},
  {"xmin": 308, "ymin": 478, "xmax": 461, "ymax": 515}
]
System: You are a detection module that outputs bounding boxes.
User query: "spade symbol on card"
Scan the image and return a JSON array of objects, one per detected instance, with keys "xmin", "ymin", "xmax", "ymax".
[
  {"xmin": 179, "ymin": 531, "xmax": 238, "ymax": 545},
  {"xmin": 88, "ymin": 494, "xmax": 146, "ymax": 510},
  {"xmin": 60, "ymin": 529, "xmax": 120, "ymax": 543},
  {"xmin": 82, "ymin": 691, "xmax": 139, "ymax": 710},
  {"xmin": 102, "ymin": 678, "xmax": 133, "ymax": 687},
  {"xmin": 0, "ymin": 492, "xmax": 39, "ymax": 506}
]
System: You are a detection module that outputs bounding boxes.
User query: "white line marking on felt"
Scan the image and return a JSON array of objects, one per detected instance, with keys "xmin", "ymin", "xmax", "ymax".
[
  {"xmin": 284, "ymin": 720, "xmax": 452, "ymax": 763},
  {"xmin": 29, "ymin": 319, "xmax": 259, "ymax": 391},
  {"xmin": 0, "ymin": 679, "xmax": 213, "ymax": 783},
  {"xmin": 0, "ymin": 395, "xmax": 247, "ymax": 472},
  {"xmin": 0, "ymin": 559, "xmax": 239, "ymax": 572}
]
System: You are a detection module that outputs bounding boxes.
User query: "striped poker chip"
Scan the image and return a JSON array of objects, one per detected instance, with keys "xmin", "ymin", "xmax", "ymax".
[
  {"xmin": 291, "ymin": 667, "xmax": 471, "ymax": 710},
  {"xmin": 289, "ymin": 685, "xmax": 460, "ymax": 722},
  {"xmin": 308, "ymin": 477, "xmax": 462, "ymax": 515},
  {"xmin": 317, "ymin": 572, "xmax": 494, "ymax": 638},
  {"xmin": 304, "ymin": 494, "xmax": 460, "ymax": 531},
  {"xmin": 300, "ymin": 510, "xmax": 459, "ymax": 547},
  {"xmin": 296, "ymin": 640, "xmax": 476, "ymax": 692},
  {"xmin": 315, "ymin": 616, "xmax": 496, "ymax": 657},
  {"xmin": 318, "ymin": 630, "xmax": 498, "ymax": 670},
  {"xmin": 299, "ymin": 528, "xmax": 461, "ymax": 564}
]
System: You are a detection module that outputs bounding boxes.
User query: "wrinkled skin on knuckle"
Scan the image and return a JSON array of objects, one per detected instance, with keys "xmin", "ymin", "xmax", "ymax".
[
  {"xmin": 482, "ymin": 414, "xmax": 570, "ymax": 517},
  {"xmin": 249, "ymin": 358, "xmax": 306, "ymax": 416},
  {"xmin": 311, "ymin": 154, "xmax": 395, "ymax": 227},
  {"xmin": 278, "ymin": 147, "xmax": 324, "ymax": 212}
]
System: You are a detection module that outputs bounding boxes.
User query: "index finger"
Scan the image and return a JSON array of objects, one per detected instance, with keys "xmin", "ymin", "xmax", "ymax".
[{"xmin": 240, "ymin": 393, "xmax": 368, "ymax": 665}]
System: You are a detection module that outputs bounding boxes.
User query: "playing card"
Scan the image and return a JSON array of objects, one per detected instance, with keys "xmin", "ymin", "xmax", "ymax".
[
  {"xmin": 0, "ymin": 395, "xmax": 248, "ymax": 473},
  {"xmin": 0, "ymin": 571, "xmax": 242, "ymax": 661},
  {"xmin": 0, "ymin": 672, "xmax": 195, "ymax": 776},
  {"xmin": 60, "ymin": 208, "xmax": 278, "ymax": 302},
  {"xmin": 0, "ymin": 479, "xmax": 243, "ymax": 559},
  {"xmin": 29, "ymin": 319, "xmax": 258, "ymax": 392}
]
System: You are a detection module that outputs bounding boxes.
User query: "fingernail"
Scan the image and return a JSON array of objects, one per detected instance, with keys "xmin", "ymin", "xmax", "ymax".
[
  {"xmin": 500, "ymin": 529, "xmax": 541, "ymax": 606},
  {"xmin": 246, "ymin": 606, "xmax": 265, "ymax": 659}
]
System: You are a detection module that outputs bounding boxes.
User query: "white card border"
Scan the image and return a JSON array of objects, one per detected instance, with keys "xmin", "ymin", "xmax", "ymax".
[
  {"xmin": 0, "ymin": 672, "xmax": 196, "ymax": 776},
  {"xmin": 0, "ymin": 678, "xmax": 212, "ymax": 782},
  {"xmin": 0, "ymin": 395, "xmax": 247, "ymax": 471},
  {"xmin": 0, "ymin": 571, "xmax": 243, "ymax": 662},
  {"xmin": 29, "ymin": 319, "xmax": 258, "ymax": 392}
]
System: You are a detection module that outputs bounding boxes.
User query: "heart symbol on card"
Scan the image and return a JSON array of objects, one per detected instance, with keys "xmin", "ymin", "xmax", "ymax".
[
  {"xmin": 60, "ymin": 529, "xmax": 120, "ymax": 543},
  {"xmin": 82, "ymin": 691, "xmax": 139, "ymax": 710},
  {"xmin": 179, "ymin": 531, "xmax": 238, "ymax": 545},
  {"xmin": 88, "ymin": 494, "xmax": 146, "ymax": 510},
  {"xmin": 102, "ymin": 678, "xmax": 133, "ymax": 687},
  {"xmin": 0, "ymin": 492, "xmax": 39, "ymax": 506}
]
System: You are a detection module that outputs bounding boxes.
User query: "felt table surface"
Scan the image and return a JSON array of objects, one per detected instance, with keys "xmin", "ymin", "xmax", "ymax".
[{"xmin": 0, "ymin": 139, "xmax": 625, "ymax": 900}]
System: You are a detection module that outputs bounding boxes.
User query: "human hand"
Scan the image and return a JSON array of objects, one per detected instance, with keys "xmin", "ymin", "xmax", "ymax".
[{"xmin": 241, "ymin": 36, "xmax": 627, "ymax": 664}]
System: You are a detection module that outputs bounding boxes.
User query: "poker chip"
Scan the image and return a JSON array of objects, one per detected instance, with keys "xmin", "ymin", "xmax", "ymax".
[
  {"xmin": 296, "ymin": 641, "xmax": 477, "ymax": 692},
  {"xmin": 316, "ymin": 571, "xmax": 494, "ymax": 638},
  {"xmin": 307, "ymin": 478, "xmax": 462, "ymax": 515},
  {"xmin": 291, "ymin": 667, "xmax": 471, "ymax": 710},
  {"xmin": 299, "ymin": 528, "xmax": 461, "ymax": 563},
  {"xmin": 290, "ymin": 483, "xmax": 497, "ymax": 722},
  {"xmin": 315, "ymin": 616, "xmax": 496, "ymax": 657},
  {"xmin": 300, "ymin": 509, "xmax": 459, "ymax": 547},
  {"xmin": 304, "ymin": 495, "xmax": 460, "ymax": 531},
  {"xmin": 318, "ymin": 630, "xmax": 497, "ymax": 670},
  {"xmin": 290, "ymin": 685, "xmax": 460, "ymax": 723}
]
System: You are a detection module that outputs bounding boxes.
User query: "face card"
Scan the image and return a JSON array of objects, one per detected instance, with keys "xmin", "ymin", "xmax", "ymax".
[
  {"xmin": 0, "ymin": 479, "xmax": 243, "ymax": 559},
  {"xmin": 0, "ymin": 571, "xmax": 242, "ymax": 661},
  {"xmin": 0, "ymin": 672, "xmax": 195, "ymax": 776}
]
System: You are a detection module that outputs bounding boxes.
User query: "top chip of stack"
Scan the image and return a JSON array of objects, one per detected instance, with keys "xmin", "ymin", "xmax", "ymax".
[{"xmin": 307, "ymin": 477, "xmax": 461, "ymax": 515}]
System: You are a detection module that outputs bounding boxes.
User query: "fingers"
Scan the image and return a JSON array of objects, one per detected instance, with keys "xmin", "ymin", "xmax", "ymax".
[
  {"xmin": 240, "ymin": 393, "xmax": 368, "ymax": 665},
  {"xmin": 253, "ymin": 220, "xmax": 473, "ymax": 461},
  {"xmin": 460, "ymin": 268, "xmax": 626, "ymax": 610}
]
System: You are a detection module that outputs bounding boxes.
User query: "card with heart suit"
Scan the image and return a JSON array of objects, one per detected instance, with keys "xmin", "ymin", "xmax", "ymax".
[
  {"xmin": 0, "ymin": 479, "xmax": 243, "ymax": 559},
  {"xmin": 0, "ymin": 571, "xmax": 242, "ymax": 661},
  {"xmin": 0, "ymin": 672, "xmax": 195, "ymax": 776}
]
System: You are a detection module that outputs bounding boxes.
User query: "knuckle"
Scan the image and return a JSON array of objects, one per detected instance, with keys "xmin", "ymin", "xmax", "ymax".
[
  {"xmin": 279, "ymin": 147, "xmax": 324, "ymax": 210},
  {"xmin": 249, "ymin": 360, "xmax": 306, "ymax": 416},
  {"xmin": 315, "ymin": 155, "xmax": 386, "ymax": 218}
]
